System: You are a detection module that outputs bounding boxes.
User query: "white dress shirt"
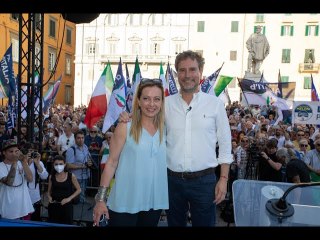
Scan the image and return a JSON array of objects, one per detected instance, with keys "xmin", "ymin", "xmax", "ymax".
[{"xmin": 165, "ymin": 91, "xmax": 233, "ymax": 172}]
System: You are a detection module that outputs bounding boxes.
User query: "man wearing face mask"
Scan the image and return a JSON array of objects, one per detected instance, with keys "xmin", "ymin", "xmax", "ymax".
[{"xmin": 47, "ymin": 155, "xmax": 81, "ymax": 224}]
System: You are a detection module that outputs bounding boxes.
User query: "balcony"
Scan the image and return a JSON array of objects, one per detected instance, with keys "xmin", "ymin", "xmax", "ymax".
[{"xmin": 298, "ymin": 63, "xmax": 320, "ymax": 73}]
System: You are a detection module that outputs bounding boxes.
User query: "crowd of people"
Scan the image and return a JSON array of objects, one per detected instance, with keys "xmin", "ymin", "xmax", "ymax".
[{"xmin": 0, "ymin": 50, "xmax": 319, "ymax": 227}]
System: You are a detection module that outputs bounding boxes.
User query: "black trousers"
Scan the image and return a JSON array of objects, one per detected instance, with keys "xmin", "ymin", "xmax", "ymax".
[
  {"xmin": 48, "ymin": 202, "xmax": 73, "ymax": 225},
  {"xmin": 31, "ymin": 201, "xmax": 42, "ymax": 221},
  {"xmin": 108, "ymin": 209, "xmax": 162, "ymax": 227}
]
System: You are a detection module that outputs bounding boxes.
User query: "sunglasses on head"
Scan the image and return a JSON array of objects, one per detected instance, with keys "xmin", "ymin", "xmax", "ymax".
[{"xmin": 140, "ymin": 78, "xmax": 163, "ymax": 85}]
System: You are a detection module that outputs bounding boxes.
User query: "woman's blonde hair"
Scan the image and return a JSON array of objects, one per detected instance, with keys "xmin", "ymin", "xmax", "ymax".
[{"xmin": 130, "ymin": 79, "xmax": 165, "ymax": 144}]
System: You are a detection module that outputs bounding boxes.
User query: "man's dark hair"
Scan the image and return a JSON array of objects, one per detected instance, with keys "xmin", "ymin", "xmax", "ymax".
[
  {"xmin": 74, "ymin": 129, "xmax": 85, "ymax": 138},
  {"xmin": 175, "ymin": 50, "xmax": 205, "ymax": 72}
]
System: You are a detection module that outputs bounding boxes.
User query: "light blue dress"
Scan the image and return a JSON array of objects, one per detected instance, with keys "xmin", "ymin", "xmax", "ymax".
[{"xmin": 107, "ymin": 122, "xmax": 168, "ymax": 213}]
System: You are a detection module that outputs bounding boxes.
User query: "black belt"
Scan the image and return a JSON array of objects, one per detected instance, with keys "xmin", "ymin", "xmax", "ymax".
[{"xmin": 167, "ymin": 167, "xmax": 215, "ymax": 179}]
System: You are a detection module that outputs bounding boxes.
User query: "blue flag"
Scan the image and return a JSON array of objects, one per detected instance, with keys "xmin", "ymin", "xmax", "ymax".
[{"xmin": 201, "ymin": 65, "xmax": 223, "ymax": 94}]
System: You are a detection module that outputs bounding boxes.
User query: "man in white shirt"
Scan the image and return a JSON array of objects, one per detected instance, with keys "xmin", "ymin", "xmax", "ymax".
[
  {"xmin": 0, "ymin": 139, "xmax": 34, "ymax": 219},
  {"xmin": 165, "ymin": 50, "xmax": 232, "ymax": 226}
]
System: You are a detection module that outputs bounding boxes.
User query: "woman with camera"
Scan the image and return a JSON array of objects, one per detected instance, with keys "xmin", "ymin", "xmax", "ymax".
[{"xmin": 24, "ymin": 142, "xmax": 49, "ymax": 221}]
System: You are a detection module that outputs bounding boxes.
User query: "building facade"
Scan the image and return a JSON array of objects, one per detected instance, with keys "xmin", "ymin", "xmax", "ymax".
[
  {"xmin": 0, "ymin": 13, "xmax": 76, "ymax": 106},
  {"xmin": 75, "ymin": 14, "xmax": 320, "ymax": 106}
]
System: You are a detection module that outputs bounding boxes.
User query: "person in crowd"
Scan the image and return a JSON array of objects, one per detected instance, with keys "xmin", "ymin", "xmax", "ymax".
[
  {"xmin": 99, "ymin": 131, "xmax": 113, "ymax": 171},
  {"xmin": 304, "ymin": 138, "xmax": 320, "ymax": 182},
  {"xmin": 93, "ymin": 78, "xmax": 168, "ymax": 227},
  {"xmin": 117, "ymin": 50, "xmax": 232, "ymax": 227},
  {"xmin": 276, "ymin": 148, "xmax": 310, "ymax": 183},
  {"xmin": 57, "ymin": 121, "xmax": 75, "ymax": 156},
  {"xmin": 84, "ymin": 125, "xmax": 103, "ymax": 192},
  {"xmin": 258, "ymin": 138, "xmax": 283, "ymax": 182},
  {"xmin": 0, "ymin": 139, "xmax": 34, "ymax": 219},
  {"xmin": 65, "ymin": 130, "xmax": 93, "ymax": 204},
  {"xmin": 47, "ymin": 155, "xmax": 81, "ymax": 225},
  {"xmin": 25, "ymin": 142, "xmax": 49, "ymax": 221},
  {"xmin": 0, "ymin": 122, "xmax": 9, "ymax": 162}
]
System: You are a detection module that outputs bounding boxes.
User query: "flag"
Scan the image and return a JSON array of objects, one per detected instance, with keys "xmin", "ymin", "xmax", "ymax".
[
  {"xmin": 84, "ymin": 63, "xmax": 113, "ymax": 129},
  {"xmin": 126, "ymin": 57, "xmax": 142, "ymax": 113},
  {"xmin": 0, "ymin": 44, "xmax": 15, "ymax": 99},
  {"xmin": 201, "ymin": 64, "xmax": 223, "ymax": 94},
  {"xmin": 277, "ymin": 70, "xmax": 283, "ymax": 98},
  {"xmin": 105, "ymin": 61, "xmax": 115, "ymax": 99},
  {"xmin": 1, "ymin": 45, "xmax": 17, "ymax": 129},
  {"xmin": 42, "ymin": 75, "xmax": 62, "ymax": 114},
  {"xmin": 213, "ymin": 75, "xmax": 233, "ymax": 97},
  {"xmin": 239, "ymin": 78, "xmax": 291, "ymax": 110},
  {"xmin": 311, "ymin": 74, "xmax": 319, "ymax": 101},
  {"xmin": 125, "ymin": 62, "xmax": 132, "ymax": 112},
  {"xmin": 267, "ymin": 82, "xmax": 296, "ymax": 101},
  {"xmin": 125, "ymin": 63, "xmax": 131, "ymax": 88},
  {"xmin": 159, "ymin": 62, "xmax": 166, "ymax": 88},
  {"xmin": 165, "ymin": 62, "xmax": 178, "ymax": 96},
  {"xmin": 102, "ymin": 59, "xmax": 126, "ymax": 133}
]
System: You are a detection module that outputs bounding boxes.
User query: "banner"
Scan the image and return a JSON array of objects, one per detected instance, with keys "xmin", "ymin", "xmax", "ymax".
[{"xmin": 292, "ymin": 101, "xmax": 320, "ymax": 124}]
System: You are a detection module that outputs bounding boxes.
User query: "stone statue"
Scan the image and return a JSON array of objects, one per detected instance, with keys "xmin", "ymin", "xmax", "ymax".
[{"xmin": 246, "ymin": 26, "xmax": 270, "ymax": 75}]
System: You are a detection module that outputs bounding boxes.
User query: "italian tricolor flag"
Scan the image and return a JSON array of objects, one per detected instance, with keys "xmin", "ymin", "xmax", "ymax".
[{"xmin": 84, "ymin": 62, "xmax": 114, "ymax": 129}]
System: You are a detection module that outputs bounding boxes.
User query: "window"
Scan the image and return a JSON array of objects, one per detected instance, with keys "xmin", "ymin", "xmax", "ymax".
[
  {"xmin": 230, "ymin": 51, "xmax": 237, "ymax": 61},
  {"xmin": 107, "ymin": 43, "xmax": 117, "ymax": 55},
  {"xmin": 256, "ymin": 14, "xmax": 264, "ymax": 23},
  {"xmin": 129, "ymin": 14, "xmax": 142, "ymax": 26},
  {"xmin": 66, "ymin": 27, "xmax": 72, "ymax": 45},
  {"xmin": 151, "ymin": 14, "xmax": 164, "ymax": 26},
  {"xmin": 11, "ymin": 36, "xmax": 19, "ymax": 62},
  {"xmin": 48, "ymin": 48, "xmax": 56, "ymax": 72},
  {"xmin": 35, "ymin": 14, "xmax": 42, "ymax": 30},
  {"xmin": 175, "ymin": 43, "xmax": 183, "ymax": 55},
  {"xmin": 254, "ymin": 25, "xmax": 266, "ymax": 34},
  {"xmin": 65, "ymin": 54, "xmax": 71, "ymax": 75},
  {"xmin": 304, "ymin": 76, "xmax": 311, "ymax": 89},
  {"xmin": 197, "ymin": 21, "xmax": 205, "ymax": 32},
  {"xmin": 35, "ymin": 45, "xmax": 41, "ymax": 68},
  {"xmin": 281, "ymin": 76, "xmax": 289, "ymax": 83},
  {"xmin": 49, "ymin": 18, "xmax": 56, "ymax": 38},
  {"xmin": 131, "ymin": 43, "xmax": 141, "ymax": 55},
  {"xmin": 151, "ymin": 43, "xmax": 160, "ymax": 55},
  {"xmin": 107, "ymin": 14, "xmax": 119, "ymax": 26},
  {"xmin": 87, "ymin": 43, "xmax": 96, "ymax": 55},
  {"xmin": 281, "ymin": 25, "xmax": 294, "ymax": 36},
  {"xmin": 11, "ymin": 14, "xmax": 19, "ymax": 21},
  {"xmin": 282, "ymin": 49, "xmax": 291, "ymax": 63},
  {"xmin": 305, "ymin": 25, "xmax": 319, "ymax": 36},
  {"xmin": 65, "ymin": 85, "xmax": 71, "ymax": 104},
  {"xmin": 231, "ymin": 21, "xmax": 239, "ymax": 32},
  {"xmin": 304, "ymin": 49, "xmax": 315, "ymax": 63}
]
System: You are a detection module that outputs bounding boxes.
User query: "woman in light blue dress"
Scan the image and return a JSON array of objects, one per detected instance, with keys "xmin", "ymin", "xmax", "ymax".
[{"xmin": 93, "ymin": 78, "xmax": 168, "ymax": 226}]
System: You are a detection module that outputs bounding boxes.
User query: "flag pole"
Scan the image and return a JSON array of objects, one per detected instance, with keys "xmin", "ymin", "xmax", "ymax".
[{"xmin": 237, "ymin": 77, "xmax": 249, "ymax": 106}]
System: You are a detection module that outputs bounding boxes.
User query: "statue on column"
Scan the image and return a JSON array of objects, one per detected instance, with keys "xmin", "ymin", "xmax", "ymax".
[{"xmin": 246, "ymin": 25, "xmax": 270, "ymax": 75}]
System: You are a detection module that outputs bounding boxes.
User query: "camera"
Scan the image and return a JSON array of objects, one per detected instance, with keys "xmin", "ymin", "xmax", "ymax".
[
  {"xmin": 31, "ymin": 151, "xmax": 38, "ymax": 158},
  {"xmin": 247, "ymin": 141, "xmax": 260, "ymax": 162},
  {"xmin": 21, "ymin": 148, "xmax": 29, "ymax": 155}
]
